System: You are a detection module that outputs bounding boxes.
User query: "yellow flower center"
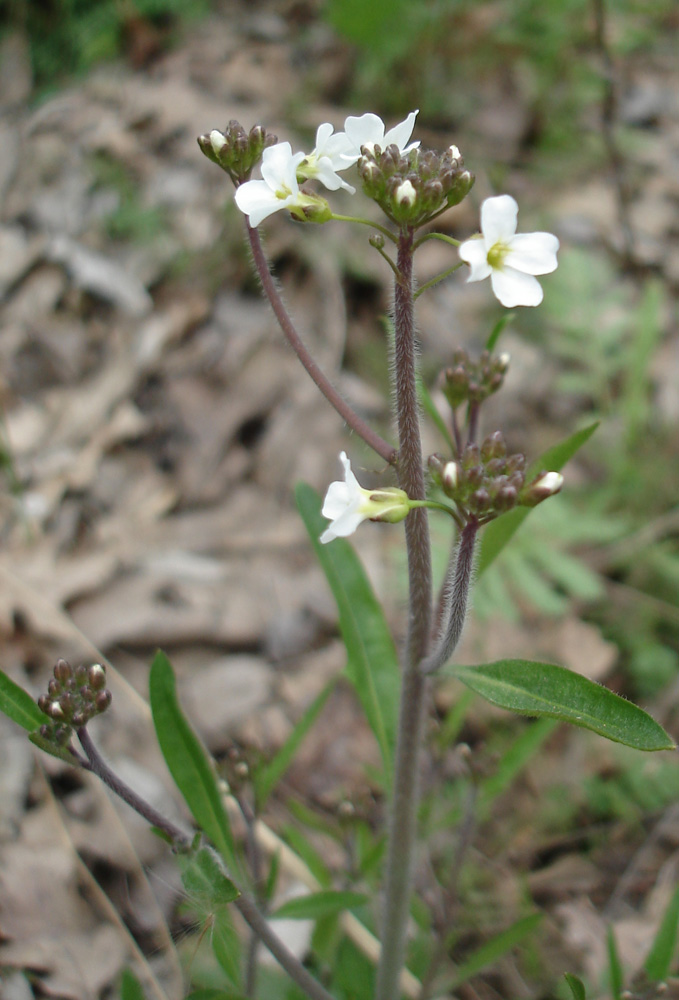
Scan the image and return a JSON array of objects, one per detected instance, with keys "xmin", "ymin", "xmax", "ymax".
[{"xmin": 487, "ymin": 241, "xmax": 510, "ymax": 270}]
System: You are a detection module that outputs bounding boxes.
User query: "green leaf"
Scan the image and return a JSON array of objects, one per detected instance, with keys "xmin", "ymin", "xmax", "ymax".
[
  {"xmin": 295, "ymin": 482, "xmax": 400, "ymax": 787},
  {"xmin": 418, "ymin": 375, "xmax": 455, "ymax": 452},
  {"xmin": 255, "ymin": 682, "xmax": 335, "ymax": 809},
  {"xmin": 120, "ymin": 969, "xmax": 146, "ymax": 1000},
  {"xmin": 448, "ymin": 660, "xmax": 675, "ymax": 751},
  {"xmin": 271, "ymin": 890, "xmax": 368, "ymax": 921},
  {"xmin": 449, "ymin": 913, "xmax": 542, "ymax": 989},
  {"xmin": 477, "ymin": 422, "xmax": 599, "ymax": 576},
  {"xmin": 0, "ymin": 667, "xmax": 44, "ymax": 731},
  {"xmin": 564, "ymin": 972, "xmax": 587, "ymax": 1000},
  {"xmin": 644, "ymin": 886, "xmax": 679, "ymax": 982},
  {"xmin": 149, "ymin": 650, "xmax": 241, "ymax": 876},
  {"xmin": 212, "ymin": 907, "xmax": 243, "ymax": 989},
  {"xmin": 485, "ymin": 313, "xmax": 514, "ymax": 352},
  {"xmin": 478, "ymin": 718, "xmax": 557, "ymax": 814},
  {"xmin": 607, "ymin": 925, "xmax": 624, "ymax": 1000},
  {"xmin": 180, "ymin": 847, "xmax": 239, "ymax": 907}
]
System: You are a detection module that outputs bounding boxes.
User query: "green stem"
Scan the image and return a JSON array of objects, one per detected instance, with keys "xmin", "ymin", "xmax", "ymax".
[
  {"xmin": 413, "ymin": 231, "xmax": 461, "ymax": 250},
  {"xmin": 376, "ymin": 229, "xmax": 433, "ymax": 1000},
  {"xmin": 414, "ymin": 262, "xmax": 464, "ymax": 300},
  {"xmin": 330, "ymin": 213, "xmax": 397, "ymax": 242}
]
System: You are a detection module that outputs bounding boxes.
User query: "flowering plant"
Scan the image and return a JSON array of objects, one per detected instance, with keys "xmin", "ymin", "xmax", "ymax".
[{"xmin": 0, "ymin": 109, "xmax": 672, "ymax": 1000}]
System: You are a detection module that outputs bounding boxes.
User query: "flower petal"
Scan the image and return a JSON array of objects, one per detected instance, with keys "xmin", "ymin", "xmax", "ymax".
[
  {"xmin": 480, "ymin": 195, "xmax": 518, "ymax": 246},
  {"xmin": 343, "ymin": 112, "xmax": 386, "ymax": 153},
  {"xmin": 320, "ymin": 506, "xmax": 366, "ymax": 543},
  {"xmin": 382, "ymin": 109, "xmax": 419, "ymax": 151},
  {"xmin": 459, "ymin": 238, "xmax": 492, "ymax": 282},
  {"xmin": 490, "ymin": 267, "xmax": 544, "ymax": 307},
  {"xmin": 507, "ymin": 232, "xmax": 560, "ymax": 275},
  {"xmin": 234, "ymin": 180, "xmax": 280, "ymax": 227},
  {"xmin": 260, "ymin": 142, "xmax": 305, "ymax": 192}
]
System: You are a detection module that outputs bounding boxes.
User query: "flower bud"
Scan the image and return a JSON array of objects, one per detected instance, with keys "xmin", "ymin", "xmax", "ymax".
[
  {"xmin": 95, "ymin": 690, "xmax": 113, "ymax": 714},
  {"xmin": 54, "ymin": 659, "xmax": 72, "ymax": 684},
  {"xmin": 395, "ymin": 179, "xmax": 417, "ymax": 206},
  {"xmin": 88, "ymin": 664, "xmax": 106, "ymax": 690},
  {"xmin": 521, "ymin": 471, "xmax": 564, "ymax": 507},
  {"xmin": 442, "ymin": 461, "xmax": 459, "ymax": 493}
]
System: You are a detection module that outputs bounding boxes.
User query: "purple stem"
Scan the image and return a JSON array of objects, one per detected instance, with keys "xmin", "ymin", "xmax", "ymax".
[
  {"xmin": 421, "ymin": 519, "xmax": 479, "ymax": 675},
  {"xmin": 376, "ymin": 230, "xmax": 433, "ymax": 1000},
  {"xmin": 246, "ymin": 223, "xmax": 397, "ymax": 466}
]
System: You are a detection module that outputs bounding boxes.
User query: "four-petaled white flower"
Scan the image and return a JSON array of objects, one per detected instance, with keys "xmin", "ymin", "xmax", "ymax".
[
  {"xmin": 234, "ymin": 142, "xmax": 308, "ymax": 227},
  {"xmin": 298, "ymin": 123, "xmax": 357, "ymax": 193},
  {"xmin": 320, "ymin": 452, "xmax": 411, "ymax": 544},
  {"xmin": 459, "ymin": 195, "xmax": 559, "ymax": 307},
  {"xmin": 340, "ymin": 110, "xmax": 420, "ymax": 164}
]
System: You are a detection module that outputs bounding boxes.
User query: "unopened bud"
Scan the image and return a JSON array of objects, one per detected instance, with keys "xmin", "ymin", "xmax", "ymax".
[
  {"xmin": 522, "ymin": 471, "xmax": 564, "ymax": 507},
  {"xmin": 395, "ymin": 179, "xmax": 416, "ymax": 206},
  {"xmin": 54, "ymin": 659, "xmax": 72, "ymax": 684},
  {"xmin": 442, "ymin": 462, "xmax": 459, "ymax": 493},
  {"xmin": 88, "ymin": 664, "xmax": 106, "ymax": 690},
  {"xmin": 95, "ymin": 690, "xmax": 113, "ymax": 714},
  {"xmin": 209, "ymin": 129, "xmax": 227, "ymax": 156}
]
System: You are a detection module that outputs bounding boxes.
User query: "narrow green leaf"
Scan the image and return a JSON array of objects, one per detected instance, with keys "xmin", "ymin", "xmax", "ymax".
[
  {"xmin": 485, "ymin": 313, "xmax": 514, "ymax": 352},
  {"xmin": 212, "ymin": 907, "xmax": 243, "ymax": 989},
  {"xmin": 477, "ymin": 422, "xmax": 599, "ymax": 576},
  {"xmin": 255, "ymin": 681, "xmax": 335, "ymax": 808},
  {"xmin": 564, "ymin": 972, "xmax": 587, "ymax": 1000},
  {"xmin": 296, "ymin": 482, "xmax": 400, "ymax": 787},
  {"xmin": 607, "ymin": 926, "xmax": 624, "ymax": 1000},
  {"xmin": 449, "ymin": 913, "xmax": 542, "ymax": 989},
  {"xmin": 418, "ymin": 375, "xmax": 455, "ymax": 452},
  {"xmin": 185, "ymin": 992, "xmax": 242, "ymax": 1000},
  {"xmin": 478, "ymin": 718, "xmax": 557, "ymax": 813},
  {"xmin": 644, "ymin": 886, "xmax": 679, "ymax": 982},
  {"xmin": 0, "ymin": 667, "xmax": 43, "ymax": 731},
  {"xmin": 449, "ymin": 660, "xmax": 674, "ymax": 751},
  {"xmin": 120, "ymin": 969, "xmax": 146, "ymax": 1000},
  {"xmin": 272, "ymin": 890, "xmax": 368, "ymax": 921},
  {"xmin": 149, "ymin": 650, "xmax": 241, "ymax": 876},
  {"xmin": 181, "ymin": 847, "xmax": 239, "ymax": 907}
]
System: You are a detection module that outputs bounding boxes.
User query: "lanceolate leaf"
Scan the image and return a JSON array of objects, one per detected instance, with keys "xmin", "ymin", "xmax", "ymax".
[
  {"xmin": 271, "ymin": 890, "xmax": 368, "ymax": 921},
  {"xmin": 255, "ymin": 681, "xmax": 335, "ymax": 809},
  {"xmin": 296, "ymin": 482, "xmax": 400, "ymax": 788},
  {"xmin": 180, "ymin": 847, "xmax": 239, "ymax": 907},
  {"xmin": 449, "ymin": 913, "xmax": 543, "ymax": 989},
  {"xmin": 477, "ymin": 422, "xmax": 599, "ymax": 576},
  {"xmin": 449, "ymin": 660, "xmax": 674, "ymax": 751},
  {"xmin": 644, "ymin": 886, "xmax": 679, "ymax": 982},
  {"xmin": 564, "ymin": 973, "xmax": 587, "ymax": 1000},
  {"xmin": 0, "ymin": 667, "xmax": 43, "ymax": 731},
  {"xmin": 149, "ymin": 651, "xmax": 241, "ymax": 876}
]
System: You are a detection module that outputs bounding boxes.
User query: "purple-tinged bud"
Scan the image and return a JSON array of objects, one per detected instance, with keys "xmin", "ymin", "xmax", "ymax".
[
  {"xmin": 75, "ymin": 664, "xmax": 88, "ymax": 686},
  {"xmin": 88, "ymin": 664, "xmax": 106, "ymax": 691},
  {"xmin": 481, "ymin": 432, "xmax": 506, "ymax": 462},
  {"xmin": 95, "ymin": 690, "xmax": 113, "ymax": 714},
  {"xmin": 38, "ymin": 695, "xmax": 49, "ymax": 715},
  {"xmin": 48, "ymin": 678, "xmax": 60, "ymax": 697},
  {"xmin": 470, "ymin": 488, "xmax": 491, "ymax": 512},
  {"xmin": 54, "ymin": 659, "xmax": 72, "ymax": 684},
  {"xmin": 59, "ymin": 692, "xmax": 74, "ymax": 715},
  {"xmin": 495, "ymin": 485, "xmax": 518, "ymax": 511},
  {"xmin": 49, "ymin": 701, "xmax": 65, "ymax": 720},
  {"xmin": 395, "ymin": 179, "xmax": 417, "ymax": 206},
  {"xmin": 72, "ymin": 710, "xmax": 88, "ymax": 728}
]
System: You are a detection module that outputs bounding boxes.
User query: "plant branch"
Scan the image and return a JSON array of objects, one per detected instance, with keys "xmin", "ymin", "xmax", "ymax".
[
  {"xmin": 77, "ymin": 727, "xmax": 336, "ymax": 1000},
  {"xmin": 246, "ymin": 223, "xmax": 396, "ymax": 466},
  {"xmin": 421, "ymin": 519, "xmax": 479, "ymax": 675}
]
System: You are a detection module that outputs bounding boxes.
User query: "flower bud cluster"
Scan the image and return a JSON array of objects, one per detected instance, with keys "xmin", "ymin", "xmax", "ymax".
[
  {"xmin": 358, "ymin": 143, "xmax": 474, "ymax": 227},
  {"xmin": 442, "ymin": 349, "xmax": 510, "ymax": 410},
  {"xmin": 37, "ymin": 659, "xmax": 112, "ymax": 746},
  {"xmin": 197, "ymin": 121, "xmax": 278, "ymax": 186},
  {"xmin": 429, "ymin": 431, "xmax": 563, "ymax": 523}
]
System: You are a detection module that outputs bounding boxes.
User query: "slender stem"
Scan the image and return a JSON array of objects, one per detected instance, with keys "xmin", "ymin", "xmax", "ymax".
[
  {"xmin": 235, "ymin": 793, "xmax": 264, "ymax": 999},
  {"xmin": 413, "ymin": 231, "xmax": 461, "ymax": 251},
  {"xmin": 246, "ymin": 223, "xmax": 397, "ymax": 466},
  {"xmin": 413, "ymin": 262, "xmax": 464, "ymax": 301},
  {"xmin": 409, "ymin": 499, "xmax": 460, "ymax": 518},
  {"xmin": 330, "ymin": 214, "xmax": 398, "ymax": 243},
  {"xmin": 421, "ymin": 520, "xmax": 479, "ymax": 675},
  {"xmin": 77, "ymin": 728, "xmax": 336, "ymax": 1000},
  {"xmin": 467, "ymin": 401, "xmax": 480, "ymax": 446},
  {"xmin": 376, "ymin": 229, "xmax": 433, "ymax": 1000}
]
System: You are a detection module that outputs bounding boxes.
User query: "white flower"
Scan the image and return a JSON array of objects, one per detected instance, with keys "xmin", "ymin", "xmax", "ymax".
[
  {"xmin": 459, "ymin": 195, "xmax": 560, "ymax": 307},
  {"xmin": 234, "ymin": 142, "xmax": 307, "ymax": 227},
  {"xmin": 298, "ymin": 123, "xmax": 357, "ymax": 193},
  {"xmin": 320, "ymin": 452, "xmax": 410, "ymax": 544},
  {"xmin": 339, "ymin": 110, "xmax": 420, "ymax": 164}
]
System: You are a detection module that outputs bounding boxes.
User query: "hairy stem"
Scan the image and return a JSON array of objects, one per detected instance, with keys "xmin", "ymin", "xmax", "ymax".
[
  {"xmin": 376, "ymin": 230, "xmax": 433, "ymax": 1000},
  {"xmin": 246, "ymin": 223, "xmax": 396, "ymax": 466},
  {"xmin": 421, "ymin": 520, "xmax": 479, "ymax": 675},
  {"xmin": 77, "ymin": 728, "xmax": 336, "ymax": 1000}
]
